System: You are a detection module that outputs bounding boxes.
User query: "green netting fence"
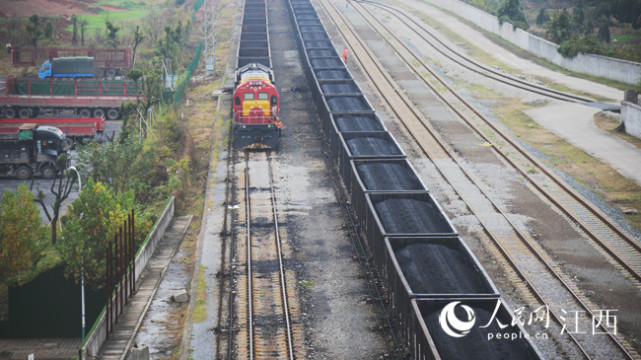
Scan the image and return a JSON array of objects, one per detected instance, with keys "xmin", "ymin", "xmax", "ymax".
[{"xmin": 173, "ymin": 41, "xmax": 203, "ymax": 105}]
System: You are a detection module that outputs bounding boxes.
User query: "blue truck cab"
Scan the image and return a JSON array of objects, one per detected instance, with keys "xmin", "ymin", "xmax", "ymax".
[{"xmin": 38, "ymin": 56, "xmax": 95, "ymax": 79}]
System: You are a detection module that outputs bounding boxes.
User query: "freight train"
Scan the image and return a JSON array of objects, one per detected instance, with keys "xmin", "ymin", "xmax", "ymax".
[
  {"xmin": 232, "ymin": 0, "xmax": 282, "ymax": 149},
  {"xmin": 285, "ymin": 0, "xmax": 545, "ymax": 358}
]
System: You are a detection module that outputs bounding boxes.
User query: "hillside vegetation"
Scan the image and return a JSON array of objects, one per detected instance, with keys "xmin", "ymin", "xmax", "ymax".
[{"xmin": 464, "ymin": 0, "xmax": 641, "ymax": 62}]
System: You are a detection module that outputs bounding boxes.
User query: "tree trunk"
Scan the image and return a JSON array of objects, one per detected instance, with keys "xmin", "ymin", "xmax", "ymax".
[{"xmin": 51, "ymin": 216, "xmax": 58, "ymax": 245}]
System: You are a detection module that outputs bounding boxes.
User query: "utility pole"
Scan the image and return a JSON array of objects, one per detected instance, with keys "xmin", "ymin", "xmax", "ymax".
[{"xmin": 205, "ymin": 0, "xmax": 215, "ymax": 75}]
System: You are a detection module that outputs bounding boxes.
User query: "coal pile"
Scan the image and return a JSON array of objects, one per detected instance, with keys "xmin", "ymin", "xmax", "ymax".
[
  {"xmin": 321, "ymin": 82, "xmax": 360, "ymax": 94},
  {"xmin": 315, "ymin": 70, "xmax": 350, "ymax": 80},
  {"xmin": 357, "ymin": 162, "xmax": 422, "ymax": 190},
  {"xmin": 346, "ymin": 137, "xmax": 402, "ymax": 156},
  {"xmin": 302, "ymin": 32, "xmax": 330, "ymax": 40},
  {"xmin": 308, "ymin": 49, "xmax": 337, "ymax": 57},
  {"xmin": 423, "ymin": 304, "xmax": 540, "ymax": 360},
  {"xmin": 335, "ymin": 116, "xmax": 384, "ymax": 132},
  {"xmin": 295, "ymin": 14, "xmax": 319, "ymax": 19},
  {"xmin": 300, "ymin": 25, "xmax": 324, "ymax": 32},
  {"xmin": 327, "ymin": 96, "xmax": 369, "ymax": 111},
  {"xmin": 312, "ymin": 58, "xmax": 345, "ymax": 68},
  {"xmin": 394, "ymin": 242, "xmax": 493, "ymax": 294},
  {"xmin": 304, "ymin": 41, "xmax": 333, "ymax": 48},
  {"xmin": 374, "ymin": 198, "xmax": 451, "ymax": 233}
]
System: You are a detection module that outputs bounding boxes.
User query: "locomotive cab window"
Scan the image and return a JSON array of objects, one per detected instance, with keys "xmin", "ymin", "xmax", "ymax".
[
  {"xmin": 271, "ymin": 95, "xmax": 277, "ymax": 106},
  {"xmin": 243, "ymin": 93, "xmax": 255, "ymax": 100},
  {"xmin": 258, "ymin": 92, "xmax": 269, "ymax": 100},
  {"xmin": 235, "ymin": 96, "xmax": 241, "ymax": 105}
]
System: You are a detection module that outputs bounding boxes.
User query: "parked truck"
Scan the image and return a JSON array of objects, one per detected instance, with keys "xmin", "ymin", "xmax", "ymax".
[
  {"xmin": 0, "ymin": 123, "xmax": 68, "ymax": 180},
  {"xmin": 0, "ymin": 117, "xmax": 105, "ymax": 149},
  {"xmin": 11, "ymin": 47, "xmax": 132, "ymax": 77},
  {"xmin": 0, "ymin": 77, "xmax": 140, "ymax": 120},
  {"xmin": 38, "ymin": 57, "xmax": 95, "ymax": 79}
]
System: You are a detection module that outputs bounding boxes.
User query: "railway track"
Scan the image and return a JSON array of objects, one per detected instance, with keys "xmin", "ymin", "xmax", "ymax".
[
  {"xmin": 316, "ymin": 0, "xmax": 641, "ymax": 358},
  {"xmin": 347, "ymin": 0, "xmax": 641, "ymax": 290},
  {"xmin": 230, "ymin": 150, "xmax": 303, "ymax": 360},
  {"xmin": 360, "ymin": 0, "xmax": 609, "ymax": 107}
]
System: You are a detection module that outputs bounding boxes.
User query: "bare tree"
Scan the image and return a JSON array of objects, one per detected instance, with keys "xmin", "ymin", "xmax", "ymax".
[
  {"xmin": 30, "ymin": 156, "xmax": 77, "ymax": 245},
  {"xmin": 144, "ymin": 6, "xmax": 164, "ymax": 45},
  {"xmin": 132, "ymin": 25, "xmax": 145, "ymax": 68}
]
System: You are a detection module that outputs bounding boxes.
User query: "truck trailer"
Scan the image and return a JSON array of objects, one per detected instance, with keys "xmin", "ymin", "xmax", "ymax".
[
  {"xmin": 0, "ymin": 117, "xmax": 105, "ymax": 149},
  {"xmin": 38, "ymin": 57, "xmax": 95, "ymax": 79},
  {"xmin": 0, "ymin": 123, "xmax": 68, "ymax": 179},
  {"xmin": 0, "ymin": 77, "xmax": 140, "ymax": 120},
  {"xmin": 11, "ymin": 47, "xmax": 131, "ymax": 77}
]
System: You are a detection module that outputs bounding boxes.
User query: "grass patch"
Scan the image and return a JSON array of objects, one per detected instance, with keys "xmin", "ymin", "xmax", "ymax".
[
  {"xmin": 192, "ymin": 266, "xmax": 207, "ymax": 322},
  {"xmin": 497, "ymin": 99, "xmax": 641, "ymax": 233},
  {"xmin": 36, "ymin": 246, "xmax": 63, "ymax": 273},
  {"xmin": 594, "ymin": 112, "xmax": 641, "ymax": 151},
  {"xmin": 68, "ymin": 9, "xmax": 148, "ymax": 35}
]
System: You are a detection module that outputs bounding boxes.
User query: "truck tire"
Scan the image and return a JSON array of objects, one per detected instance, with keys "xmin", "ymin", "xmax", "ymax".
[
  {"xmin": 106, "ymin": 108, "xmax": 120, "ymax": 120},
  {"xmin": 79, "ymin": 108, "xmax": 92, "ymax": 117},
  {"xmin": 16, "ymin": 165, "xmax": 32, "ymax": 180},
  {"xmin": 93, "ymin": 108, "xmax": 106, "ymax": 118},
  {"xmin": 106, "ymin": 68, "xmax": 117, "ymax": 78},
  {"xmin": 64, "ymin": 137, "xmax": 74, "ymax": 151},
  {"xmin": 40, "ymin": 164, "xmax": 56, "ymax": 179},
  {"xmin": 18, "ymin": 108, "xmax": 31, "ymax": 118},
  {"xmin": 4, "ymin": 108, "xmax": 16, "ymax": 118}
]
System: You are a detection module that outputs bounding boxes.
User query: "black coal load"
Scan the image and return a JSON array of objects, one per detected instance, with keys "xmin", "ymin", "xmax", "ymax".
[
  {"xmin": 299, "ymin": 25, "xmax": 325, "ymax": 32},
  {"xmin": 321, "ymin": 82, "xmax": 360, "ymax": 94},
  {"xmin": 302, "ymin": 32, "xmax": 330, "ymax": 40},
  {"xmin": 394, "ymin": 241, "xmax": 493, "ymax": 294},
  {"xmin": 416, "ymin": 300, "xmax": 542, "ymax": 360},
  {"xmin": 375, "ymin": 198, "xmax": 452, "ymax": 234},
  {"xmin": 335, "ymin": 115, "xmax": 384, "ymax": 132},
  {"xmin": 357, "ymin": 162, "xmax": 422, "ymax": 191},
  {"xmin": 346, "ymin": 137, "xmax": 403, "ymax": 156},
  {"xmin": 326, "ymin": 96, "xmax": 370, "ymax": 112},
  {"xmin": 311, "ymin": 58, "xmax": 344, "ymax": 68},
  {"xmin": 315, "ymin": 69, "xmax": 351, "ymax": 80},
  {"xmin": 308, "ymin": 49, "xmax": 337, "ymax": 57},
  {"xmin": 294, "ymin": 13, "xmax": 319, "ymax": 20},
  {"xmin": 304, "ymin": 41, "xmax": 334, "ymax": 49}
]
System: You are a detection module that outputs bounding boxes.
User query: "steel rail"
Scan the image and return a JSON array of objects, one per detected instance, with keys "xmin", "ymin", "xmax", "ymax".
[
  {"xmin": 215, "ymin": 129, "xmax": 238, "ymax": 360},
  {"xmin": 267, "ymin": 150, "xmax": 296, "ymax": 360},
  {"xmin": 360, "ymin": 0, "xmax": 597, "ymax": 105},
  {"xmin": 319, "ymin": 0, "xmax": 636, "ymax": 358},
  {"xmin": 245, "ymin": 151, "xmax": 255, "ymax": 360}
]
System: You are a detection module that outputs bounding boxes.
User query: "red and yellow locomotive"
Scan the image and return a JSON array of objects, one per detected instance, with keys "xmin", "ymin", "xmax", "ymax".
[{"xmin": 232, "ymin": 63, "xmax": 282, "ymax": 149}]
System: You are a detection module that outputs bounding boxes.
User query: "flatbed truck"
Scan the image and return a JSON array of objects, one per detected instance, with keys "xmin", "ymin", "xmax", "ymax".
[{"xmin": 0, "ymin": 77, "xmax": 140, "ymax": 120}]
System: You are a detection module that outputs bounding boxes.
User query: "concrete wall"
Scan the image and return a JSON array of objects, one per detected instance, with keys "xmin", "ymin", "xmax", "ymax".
[
  {"xmin": 622, "ymin": 101, "xmax": 641, "ymax": 139},
  {"xmin": 425, "ymin": 0, "xmax": 641, "ymax": 85},
  {"xmin": 81, "ymin": 197, "xmax": 175, "ymax": 360}
]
